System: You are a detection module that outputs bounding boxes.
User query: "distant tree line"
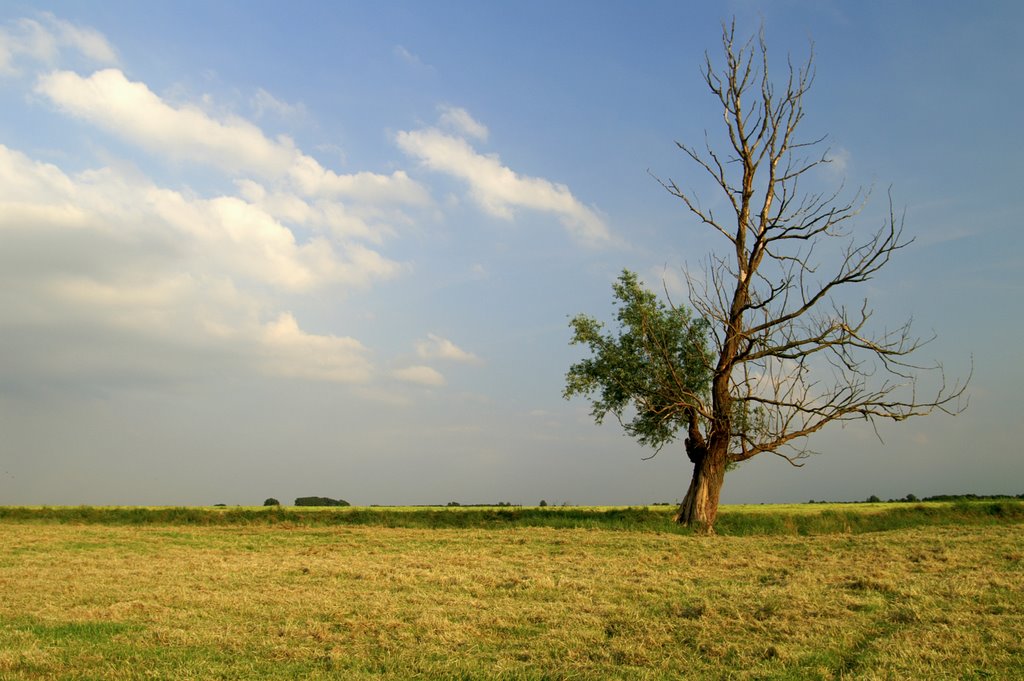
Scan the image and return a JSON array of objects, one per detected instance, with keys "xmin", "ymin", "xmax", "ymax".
[
  {"xmin": 294, "ymin": 496, "xmax": 350, "ymax": 507},
  {"xmin": 256, "ymin": 493, "xmax": 1020, "ymax": 509},
  {"xmin": 806, "ymin": 493, "xmax": 1024, "ymax": 504},
  {"xmin": 911, "ymin": 493, "xmax": 1024, "ymax": 502}
]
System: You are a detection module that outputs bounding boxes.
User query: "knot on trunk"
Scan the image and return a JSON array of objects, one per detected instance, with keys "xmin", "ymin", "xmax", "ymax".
[{"xmin": 684, "ymin": 437, "xmax": 707, "ymax": 465}]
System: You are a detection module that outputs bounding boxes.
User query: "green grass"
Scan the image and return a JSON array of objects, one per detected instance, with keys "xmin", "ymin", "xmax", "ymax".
[{"xmin": 1, "ymin": 500, "xmax": 1021, "ymax": 535}]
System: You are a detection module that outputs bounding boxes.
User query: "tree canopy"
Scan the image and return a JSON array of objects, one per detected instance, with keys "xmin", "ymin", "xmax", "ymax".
[{"xmin": 565, "ymin": 270, "xmax": 712, "ymax": 456}]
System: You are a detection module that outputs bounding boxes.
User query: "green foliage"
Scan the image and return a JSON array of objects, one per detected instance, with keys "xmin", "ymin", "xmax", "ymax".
[
  {"xmin": 564, "ymin": 270, "xmax": 712, "ymax": 451},
  {"xmin": 263, "ymin": 498, "xmax": 280, "ymax": 506},
  {"xmin": 294, "ymin": 496, "xmax": 349, "ymax": 507}
]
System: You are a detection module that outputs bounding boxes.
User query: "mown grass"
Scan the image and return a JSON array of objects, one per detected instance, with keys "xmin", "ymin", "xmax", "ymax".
[
  {"xmin": 1, "ymin": 504, "xmax": 1021, "ymax": 680},
  {"xmin": 1, "ymin": 500, "xmax": 1021, "ymax": 536}
]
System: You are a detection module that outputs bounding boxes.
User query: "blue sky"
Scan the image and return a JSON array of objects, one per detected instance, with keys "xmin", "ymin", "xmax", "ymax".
[{"xmin": 0, "ymin": 2, "xmax": 1019, "ymax": 506}]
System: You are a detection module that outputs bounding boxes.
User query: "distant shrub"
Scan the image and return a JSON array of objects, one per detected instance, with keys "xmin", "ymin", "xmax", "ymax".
[
  {"xmin": 447, "ymin": 501, "xmax": 461, "ymax": 507},
  {"xmin": 539, "ymin": 500, "xmax": 548, "ymax": 507},
  {"xmin": 263, "ymin": 498, "xmax": 280, "ymax": 506},
  {"xmin": 294, "ymin": 496, "xmax": 350, "ymax": 507},
  {"xmin": 866, "ymin": 495, "xmax": 881, "ymax": 503}
]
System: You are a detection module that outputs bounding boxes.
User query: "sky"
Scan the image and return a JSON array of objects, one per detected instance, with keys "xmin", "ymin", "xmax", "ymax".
[{"xmin": 0, "ymin": 1, "xmax": 1020, "ymax": 507}]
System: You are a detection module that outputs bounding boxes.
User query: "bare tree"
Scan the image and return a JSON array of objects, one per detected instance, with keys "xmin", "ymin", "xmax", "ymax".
[{"xmin": 567, "ymin": 21, "xmax": 968, "ymax": 532}]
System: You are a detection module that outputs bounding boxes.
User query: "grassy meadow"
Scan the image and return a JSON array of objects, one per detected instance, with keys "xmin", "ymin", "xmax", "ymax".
[{"xmin": 1, "ymin": 502, "xmax": 1022, "ymax": 680}]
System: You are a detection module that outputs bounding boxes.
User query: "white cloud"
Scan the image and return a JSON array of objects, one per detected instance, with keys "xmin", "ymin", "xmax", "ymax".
[
  {"xmin": 146, "ymin": 189, "xmax": 403, "ymax": 290},
  {"xmin": 251, "ymin": 87, "xmax": 306, "ymax": 120},
  {"xmin": 393, "ymin": 365, "xmax": 445, "ymax": 387},
  {"xmin": 36, "ymin": 69, "xmax": 299, "ymax": 176},
  {"xmin": 35, "ymin": 69, "xmax": 432, "ymax": 207},
  {"xmin": 288, "ymin": 157, "xmax": 430, "ymax": 205},
  {"xmin": 415, "ymin": 333, "xmax": 482, "ymax": 364},
  {"xmin": 438, "ymin": 105, "xmax": 488, "ymax": 142},
  {"xmin": 40, "ymin": 12, "xmax": 118, "ymax": 64},
  {"xmin": 2, "ymin": 18, "xmax": 57, "ymax": 69},
  {"xmin": 235, "ymin": 179, "xmax": 390, "ymax": 243},
  {"xmin": 645, "ymin": 265, "xmax": 689, "ymax": 301},
  {"xmin": 0, "ymin": 143, "xmax": 399, "ymax": 385},
  {"xmin": 0, "ymin": 14, "xmax": 116, "ymax": 75},
  {"xmin": 825, "ymin": 146, "xmax": 851, "ymax": 176},
  {"xmin": 0, "ymin": 152, "xmax": 398, "ymax": 293},
  {"xmin": 395, "ymin": 126, "xmax": 611, "ymax": 246},
  {"xmin": 394, "ymin": 45, "xmax": 432, "ymax": 71},
  {"xmin": 260, "ymin": 313, "xmax": 372, "ymax": 383}
]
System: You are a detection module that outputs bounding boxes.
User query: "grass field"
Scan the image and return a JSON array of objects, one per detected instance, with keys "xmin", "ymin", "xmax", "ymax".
[{"xmin": 1, "ymin": 503, "xmax": 1022, "ymax": 679}]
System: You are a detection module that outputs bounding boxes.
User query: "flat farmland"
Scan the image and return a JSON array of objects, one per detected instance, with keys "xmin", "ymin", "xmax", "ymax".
[{"xmin": 1, "ymin": 506, "xmax": 1022, "ymax": 680}]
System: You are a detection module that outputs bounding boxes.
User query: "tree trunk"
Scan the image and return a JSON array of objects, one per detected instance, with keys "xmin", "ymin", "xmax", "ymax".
[{"xmin": 674, "ymin": 450, "xmax": 727, "ymax": 533}]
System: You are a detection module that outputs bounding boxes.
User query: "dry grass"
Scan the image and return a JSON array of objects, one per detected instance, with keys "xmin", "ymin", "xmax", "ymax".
[{"xmin": 0, "ymin": 521, "xmax": 1021, "ymax": 679}]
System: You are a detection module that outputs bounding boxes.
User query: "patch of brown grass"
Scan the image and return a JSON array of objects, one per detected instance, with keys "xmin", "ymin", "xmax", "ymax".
[{"xmin": 0, "ymin": 523, "xmax": 1020, "ymax": 679}]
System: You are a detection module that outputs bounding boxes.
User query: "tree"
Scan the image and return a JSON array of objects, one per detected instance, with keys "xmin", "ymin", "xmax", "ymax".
[
  {"xmin": 565, "ymin": 21, "xmax": 967, "ymax": 532},
  {"xmin": 263, "ymin": 498, "xmax": 281, "ymax": 506},
  {"xmin": 294, "ymin": 496, "xmax": 350, "ymax": 507}
]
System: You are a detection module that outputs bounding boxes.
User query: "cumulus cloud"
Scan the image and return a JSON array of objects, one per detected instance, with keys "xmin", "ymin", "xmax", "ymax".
[
  {"xmin": 287, "ymin": 156, "xmax": 430, "ymax": 205},
  {"xmin": 415, "ymin": 333, "xmax": 482, "ymax": 364},
  {"xmin": 37, "ymin": 69, "xmax": 299, "ymax": 176},
  {"xmin": 1, "ymin": 13, "xmax": 470, "ymax": 394},
  {"xmin": 234, "ymin": 179, "xmax": 390, "ymax": 243},
  {"xmin": 149, "ymin": 190, "xmax": 404, "ymax": 290},
  {"xmin": 35, "ymin": 69, "xmax": 431, "ymax": 208},
  {"xmin": 0, "ymin": 143, "xmax": 396, "ymax": 385},
  {"xmin": 0, "ymin": 145, "xmax": 402, "ymax": 293},
  {"xmin": 393, "ymin": 365, "xmax": 445, "ymax": 387},
  {"xmin": 260, "ymin": 313, "xmax": 372, "ymax": 383},
  {"xmin": 31, "ymin": 65, "xmax": 435, "ymax": 299},
  {"xmin": 438, "ymin": 105, "xmax": 488, "ymax": 141},
  {"xmin": 395, "ymin": 126, "xmax": 611, "ymax": 246}
]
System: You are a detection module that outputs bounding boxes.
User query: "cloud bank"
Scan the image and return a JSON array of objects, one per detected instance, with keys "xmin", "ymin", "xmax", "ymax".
[{"xmin": 2, "ymin": 14, "xmax": 605, "ymax": 398}]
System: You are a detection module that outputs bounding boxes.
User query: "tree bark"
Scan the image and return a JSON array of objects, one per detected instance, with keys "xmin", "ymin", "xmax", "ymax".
[{"xmin": 673, "ymin": 448, "xmax": 727, "ymax": 532}]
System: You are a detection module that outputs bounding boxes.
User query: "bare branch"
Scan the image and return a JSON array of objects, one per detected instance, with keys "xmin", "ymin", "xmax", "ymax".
[{"xmin": 659, "ymin": 21, "xmax": 968, "ymax": 474}]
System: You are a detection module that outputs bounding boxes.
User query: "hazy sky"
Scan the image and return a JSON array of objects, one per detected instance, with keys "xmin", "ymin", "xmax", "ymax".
[{"xmin": 0, "ymin": 2, "xmax": 1020, "ymax": 507}]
